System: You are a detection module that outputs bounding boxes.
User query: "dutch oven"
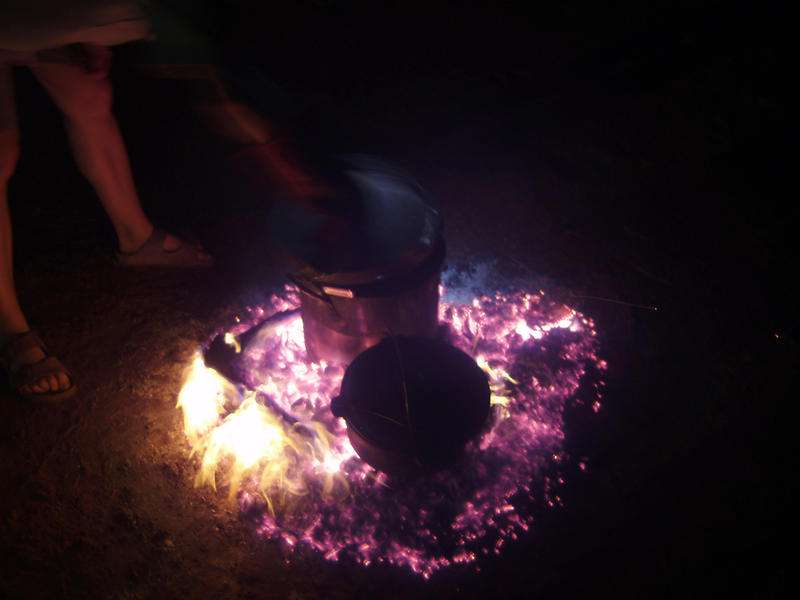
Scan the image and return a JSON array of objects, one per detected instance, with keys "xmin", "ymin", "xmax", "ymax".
[{"xmin": 330, "ymin": 336, "xmax": 491, "ymax": 478}]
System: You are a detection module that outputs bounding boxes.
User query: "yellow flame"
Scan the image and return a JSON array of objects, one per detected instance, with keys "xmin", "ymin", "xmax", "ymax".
[
  {"xmin": 490, "ymin": 394, "xmax": 510, "ymax": 407},
  {"xmin": 476, "ymin": 355, "xmax": 518, "ymax": 386},
  {"xmin": 177, "ymin": 354, "xmax": 348, "ymax": 507},
  {"xmin": 197, "ymin": 395, "xmax": 289, "ymax": 497},
  {"xmin": 223, "ymin": 332, "xmax": 242, "ymax": 353},
  {"xmin": 476, "ymin": 355, "xmax": 515, "ymax": 420},
  {"xmin": 176, "ymin": 354, "xmax": 234, "ymax": 445}
]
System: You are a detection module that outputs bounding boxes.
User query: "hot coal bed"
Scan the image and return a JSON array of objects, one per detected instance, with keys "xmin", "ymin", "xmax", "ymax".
[{"xmin": 177, "ymin": 161, "xmax": 606, "ymax": 577}]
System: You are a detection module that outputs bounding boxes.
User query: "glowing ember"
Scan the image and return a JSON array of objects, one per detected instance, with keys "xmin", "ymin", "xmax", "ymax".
[{"xmin": 177, "ymin": 282, "xmax": 605, "ymax": 577}]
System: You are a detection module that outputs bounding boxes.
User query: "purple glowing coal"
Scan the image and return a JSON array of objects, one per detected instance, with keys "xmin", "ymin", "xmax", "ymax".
[{"xmin": 182, "ymin": 281, "xmax": 605, "ymax": 578}]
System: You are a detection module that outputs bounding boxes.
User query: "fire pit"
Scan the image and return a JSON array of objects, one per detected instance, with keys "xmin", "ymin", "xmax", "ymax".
[{"xmin": 177, "ymin": 276, "xmax": 606, "ymax": 577}]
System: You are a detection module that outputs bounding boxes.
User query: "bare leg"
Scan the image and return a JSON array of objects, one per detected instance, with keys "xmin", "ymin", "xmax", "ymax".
[
  {"xmin": 0, "ymin": 65, "xmax": 70, "ymax": 394},
  {"xmin": 0, "ymin": 66, "xmax": 27, "ymax": 335},
  {"xmin": 31, "ymin": 46, "xmax": 209, "ymax": 259},
  {"xmin": 29, "ymin": 47, "xmax": 158, "ymax": 252}
]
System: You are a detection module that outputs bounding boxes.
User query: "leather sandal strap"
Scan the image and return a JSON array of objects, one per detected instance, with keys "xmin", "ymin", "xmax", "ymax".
[{"xmin": 11, "ymin": 355, "xmax": 73, "ymax": 390}]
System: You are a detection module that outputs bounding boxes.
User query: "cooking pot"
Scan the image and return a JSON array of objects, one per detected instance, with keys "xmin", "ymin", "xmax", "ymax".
[
  {"xmin": 330, "ymin": 336, "xmax": 491, "ymax": 478},
  {"xmin": 289, "ymin": 155, "xmax": 445, "ymax": 364}
]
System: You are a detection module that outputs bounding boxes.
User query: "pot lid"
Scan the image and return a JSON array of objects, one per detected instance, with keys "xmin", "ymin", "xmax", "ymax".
[
  {"xmin": 334, "ymin": 336, "xmax": 491, "ymax": 461},
  {"xmin": 279, "ymin": 155, "xmax": 442, "ymax": 284}
]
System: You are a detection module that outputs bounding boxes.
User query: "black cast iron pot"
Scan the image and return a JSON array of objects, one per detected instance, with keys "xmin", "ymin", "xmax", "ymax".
[{"xmin": 330, "ymin": 336, "xmax": 491, "ymax": 478}]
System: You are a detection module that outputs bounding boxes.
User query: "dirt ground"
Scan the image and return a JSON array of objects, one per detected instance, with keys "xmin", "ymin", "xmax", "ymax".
[{"xmin": 1, "ymin": 4, "xmax": 792, "ymax": 598}]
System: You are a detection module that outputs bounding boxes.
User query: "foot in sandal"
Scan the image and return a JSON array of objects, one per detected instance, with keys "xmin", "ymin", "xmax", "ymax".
[
  {"xmin": 116, "ymin": 226, "xmax": 213, "ymax": 267},
  {"xmin": 0, "ymin": 331, "xmax": 77, "ymax": 402}
]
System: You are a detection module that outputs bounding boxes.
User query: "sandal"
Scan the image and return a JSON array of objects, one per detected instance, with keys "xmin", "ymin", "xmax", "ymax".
[
  {"xmin": 116, "ymin": 227, "xmax": 214, "ymax": 268},
  {"xmin": 1, "ymin": 331, "xmax": 77, "ymax": 403}
]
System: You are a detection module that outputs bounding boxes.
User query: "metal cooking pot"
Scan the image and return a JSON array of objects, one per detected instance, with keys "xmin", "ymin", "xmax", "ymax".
[
  {"xmin": 289, "ymin": 156, "xmax": 445, "ymax": 364},
  {"xmin": 330, "ymin": 336, "xmax": 491, "ymax": 478}
]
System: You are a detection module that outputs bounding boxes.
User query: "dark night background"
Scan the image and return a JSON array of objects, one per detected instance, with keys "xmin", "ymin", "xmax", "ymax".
[{"xmin": 1, "ymin": 1, "xmax": 793, "ymax": 598}]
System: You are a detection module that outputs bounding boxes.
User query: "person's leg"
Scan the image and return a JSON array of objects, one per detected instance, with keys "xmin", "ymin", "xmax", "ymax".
[
  {"xmin": 30, "ymin": 45, "xmax": 208, "ymax": 259},
  {"xmin": 0, "ymin": 66, "xmax": 27, "ymax": 335},
  {"xmin": 0, "ymin": 65, "xmax": 71, "ymax": 395},
  {"xmin": 29, "ymin": 47, "xmax": 156, "ymax": 252}
]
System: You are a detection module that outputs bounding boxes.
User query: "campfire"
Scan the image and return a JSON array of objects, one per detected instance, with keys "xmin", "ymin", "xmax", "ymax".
[
  {"xmin": 175, "ymin": 147, "xmax": 605, "ymax": 577},
  {"xmin": 177, "ymin": 279, "xmax": 605, "ymax": 577}
]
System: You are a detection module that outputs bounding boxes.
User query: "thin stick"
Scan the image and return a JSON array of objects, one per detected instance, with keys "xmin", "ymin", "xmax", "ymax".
[{"xmin": 572, "ymin": 295, "xmax": 659, "ymax": 311}]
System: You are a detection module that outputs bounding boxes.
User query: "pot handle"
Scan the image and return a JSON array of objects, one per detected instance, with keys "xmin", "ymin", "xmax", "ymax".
[
  {"xmin": 287, "ymin": 273, "xmax": 347, "ymax": 326},
  {"xmin": 287, "ymin": 272, "xmax": 345, "ymax": 302},
  {"xmin": 330, "ymin": 394, "xmax": 347, "ymax": 419}
]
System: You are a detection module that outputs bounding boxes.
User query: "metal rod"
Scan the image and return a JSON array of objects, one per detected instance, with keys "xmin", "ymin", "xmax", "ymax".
[{"xmin": 572, "ymin": 294, "xmax": 660, "ymax": 311}]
